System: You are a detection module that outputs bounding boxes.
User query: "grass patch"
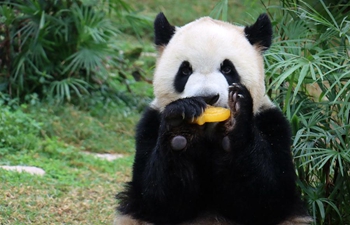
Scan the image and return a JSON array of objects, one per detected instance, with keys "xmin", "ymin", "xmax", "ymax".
[
  {"xmin": 128, "ymin": 0, "xmax": 267, "ymax": 28},
  {"xmin": 27, "ymin": 103, "xmax": 139, "ymax": 154},
  {"xmin": 0, "ymin": 137, "xmax": 134, "ymax": 224},
  {"xmin": 0, "ymin": 102, "xmax": 137, "ymax": 224}
]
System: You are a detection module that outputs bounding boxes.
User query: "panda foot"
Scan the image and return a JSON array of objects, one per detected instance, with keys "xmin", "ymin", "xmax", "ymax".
[{"xmin": 171, "ymin": 135, "xmax": 187, "ymax": 151}]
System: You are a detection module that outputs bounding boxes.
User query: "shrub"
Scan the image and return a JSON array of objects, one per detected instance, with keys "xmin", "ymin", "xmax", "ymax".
[
  {"xmin": 0, "ymin": 0, "xmax": 150, "ymax": 104},
  {"xmin": 0, "ymin": 105, "xmax": 41, "ymax": 155},
  {"xmin": 264, "ymin": 1, "xmax": 350, "ymax": 224}
]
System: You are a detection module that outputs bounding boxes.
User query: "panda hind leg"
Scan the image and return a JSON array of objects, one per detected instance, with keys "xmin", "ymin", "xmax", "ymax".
[
  {"xmin": 278, "ymin": 216, "xmax": 313, "ymax": 225},
  {"xmin": 114, "ymin": 214, "xmax": 243, "ymax": 225},
  {"xmin": 114, "ymin": 214, "xmax": 151, "ymax": 225}
]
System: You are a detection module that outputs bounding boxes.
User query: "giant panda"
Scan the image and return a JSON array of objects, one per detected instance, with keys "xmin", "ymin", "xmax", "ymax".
[{"xmin": 116, "ymin": 13, "xmax": 312, "ymax": 225}]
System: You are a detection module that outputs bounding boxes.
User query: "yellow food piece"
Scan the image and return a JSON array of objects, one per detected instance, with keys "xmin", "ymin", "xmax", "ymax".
[{"xmin": 194, "ymin": 106, "xmax": 230, "ymax": 125}]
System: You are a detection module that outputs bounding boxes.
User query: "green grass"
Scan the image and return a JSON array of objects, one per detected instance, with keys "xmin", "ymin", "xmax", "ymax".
[
  {"xmin": 128, "ymin": 0, "xmax": 267, "ymax": 26},
  {"xmin": 29, "ymin": 104, "xmax": 139, "ymax": 154},
  {"xmin": 0, "ymin": 102, "xmax": 137, "ymax": 224},
  {"xmin": 0, "ymin": 134, "xmax": 134, "ymax": 224}
]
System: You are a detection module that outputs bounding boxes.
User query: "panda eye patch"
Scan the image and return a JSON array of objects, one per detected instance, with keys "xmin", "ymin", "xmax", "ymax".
[
  {"xmin": 220, "ymin": 60, "xmax": 234, "ymax": 75},
  {"xmin": 174, "ymin": 61, "xmax": 193, "ymax": 93},
  {"xmin": 180, "ymin": 61, "xmax": 193, "ymax": 76},
  {"xmin": 220, "ymin": 59, "xmax": 240, "ymax": 85}
]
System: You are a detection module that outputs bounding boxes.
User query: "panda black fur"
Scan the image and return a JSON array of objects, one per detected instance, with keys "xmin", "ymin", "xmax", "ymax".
[{"xmin": 116, "ymin": 13, "xmax": 312, "ymax": 225}]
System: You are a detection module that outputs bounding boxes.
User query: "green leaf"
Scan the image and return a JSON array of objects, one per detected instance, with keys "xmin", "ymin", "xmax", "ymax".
[
  {"xmin": 315, "ymin": 199, "xmax": 325, "ymax": 219},
  {"xmin": 39, "ymin": 10, "xmax": 45, "ymax": 29},
  {"xmin": 209, "ymin": 0, "xmax": 228, "ymax": 21}
]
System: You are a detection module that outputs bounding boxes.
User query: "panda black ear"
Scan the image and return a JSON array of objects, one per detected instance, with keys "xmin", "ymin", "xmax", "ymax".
[
  {"xmin": 154, "ymin": 12, "xmax": 176, "ymax": 46},
  {"xmin": 244, "ymin": 13, "xmax": 272, "ymax": 50}
]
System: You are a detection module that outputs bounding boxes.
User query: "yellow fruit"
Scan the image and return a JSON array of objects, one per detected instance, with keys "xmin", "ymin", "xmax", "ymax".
[{"xmin": 194, "ymin": 106, "xmax": 230, "ymax": 125}]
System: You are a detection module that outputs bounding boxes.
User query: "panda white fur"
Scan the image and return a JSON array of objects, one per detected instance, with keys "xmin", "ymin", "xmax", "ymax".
[{"xmin": 116, "ymin": 13, "xmax": 312, "ymax": 225}]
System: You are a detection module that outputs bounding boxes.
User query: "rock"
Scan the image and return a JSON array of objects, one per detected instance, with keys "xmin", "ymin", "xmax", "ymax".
[
  {"xmin": 82, "ymin": 152, "xmax": 124, "ymax": 161},
  {"xmin": 0, "ymin": 166, "xmax": 45, "ymax": 176}
]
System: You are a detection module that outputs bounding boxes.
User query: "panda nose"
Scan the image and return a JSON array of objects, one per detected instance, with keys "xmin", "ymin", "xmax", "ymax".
[{"xmin": 202, "ymin": 94, "xmax": 219, "ymax": 105}]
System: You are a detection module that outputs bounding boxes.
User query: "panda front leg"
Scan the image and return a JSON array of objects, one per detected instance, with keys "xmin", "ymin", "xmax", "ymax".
[
  {"xmin": 223, "ymin": 83, "xmax": 254, "ymax": 144},
  {"xmin": 213, "ymin": 83, "xmax": 300, "ymax": 225},
  {"xmin": 118, "ymin": 97, "xmax": 211, "ymax": 224}
]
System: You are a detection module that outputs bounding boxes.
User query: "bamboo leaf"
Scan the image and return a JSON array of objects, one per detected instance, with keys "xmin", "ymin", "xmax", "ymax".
[
  {"xmin": 315, "ymin": 199, "xmax": 325, "ymax": 219},
  {"xmin": 39, "ymin": 10, "xmax": 45, "ymax": 29}
]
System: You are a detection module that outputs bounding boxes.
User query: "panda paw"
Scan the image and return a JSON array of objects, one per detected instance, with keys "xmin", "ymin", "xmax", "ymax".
[
  {"xmin": 228, "ymin": 83, "xmax": 253, "ymax": 120},
  {"xmin": 163, "ymin": 97, "xmax": 207, "ymax": 127}
]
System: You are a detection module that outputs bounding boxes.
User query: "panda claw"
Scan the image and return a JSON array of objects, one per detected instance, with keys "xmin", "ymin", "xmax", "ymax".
[
  {"xmin": 227, "ymin": 83, "xmax": 253, "ymax": 124},
  {"xmin": 230, "ymin": 83, "xmax": 240, "ymax": 88},
  {"xmin": 228, "ymin": 84, "xmax": 245, "ymax": 114},
  {"xmin": 232, "ymin": 92, "xmax": 237, "ymax": 102},
  {"xmin": 235, "ymin": 102, "xmax": 240, "ymax": 112}
]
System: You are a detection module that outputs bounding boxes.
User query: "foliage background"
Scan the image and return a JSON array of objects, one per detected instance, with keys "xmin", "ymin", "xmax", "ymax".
[
  {"xmin": 0, "ymin": 0, "xmax": 349, "ymax": 224},
  {"xmin": 264, "ymin": 1, "xmax": 350, "ymax": 224}
]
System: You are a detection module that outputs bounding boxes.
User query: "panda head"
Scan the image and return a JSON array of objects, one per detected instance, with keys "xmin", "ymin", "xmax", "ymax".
[{"xmin": 151, "ymin": 13, "xmax": 274, "ymax": 114}]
